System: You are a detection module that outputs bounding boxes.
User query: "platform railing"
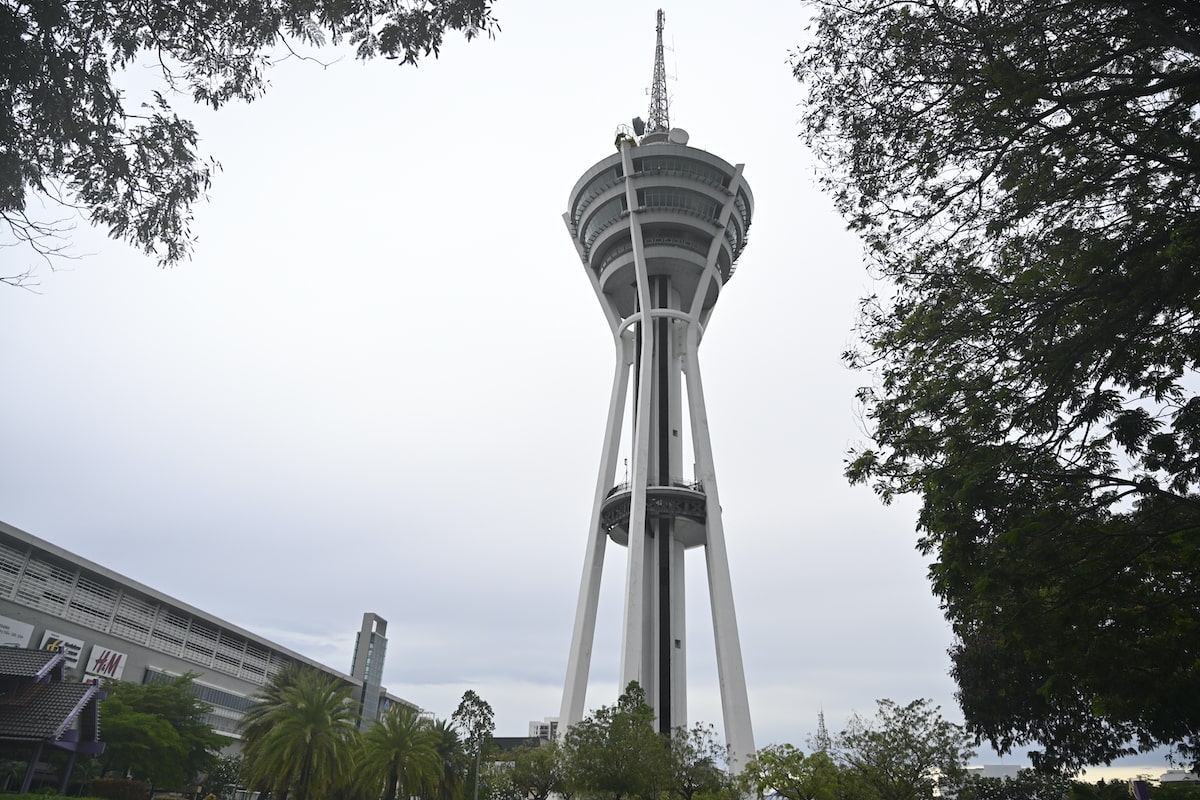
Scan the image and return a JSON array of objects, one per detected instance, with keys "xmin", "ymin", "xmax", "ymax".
[{"xmin": 605, "ymin": 478, "xmax": 704, "ymax": 499}]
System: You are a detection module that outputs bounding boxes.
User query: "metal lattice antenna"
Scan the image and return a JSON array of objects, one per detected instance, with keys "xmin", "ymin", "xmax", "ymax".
[
  {"xmin": 647, "ymin": 9, "xmax": 669, "ymax": 134},
  {"xmin": 814, "ymin": 709, "xmax": 832, "ymax": 752}
]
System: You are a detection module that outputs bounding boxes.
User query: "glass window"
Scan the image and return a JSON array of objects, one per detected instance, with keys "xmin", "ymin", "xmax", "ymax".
[
  {"xmin": 633, "ymin": 157, "xmax": 729, "ymax": 189},
  {"xmin": 573, "ymin": 167, "xmax": 623, "ymax": 226},
  {"xmin": 639, "ymin": 188, "xmax": 719, "ymax": 221},
  {"xmin": 583, "ymin": 196, "xmax": 626, "ymax": 247}
]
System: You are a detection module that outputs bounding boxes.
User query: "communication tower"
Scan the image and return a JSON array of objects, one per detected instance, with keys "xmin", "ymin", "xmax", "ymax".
[{"xmin": 558, "ymin": 9, "xmax": 756, "ymax": 768}]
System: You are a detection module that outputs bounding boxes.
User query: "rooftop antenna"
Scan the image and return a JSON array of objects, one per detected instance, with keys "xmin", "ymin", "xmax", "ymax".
[{"xmin": 647, "ymin": 9, "xmax": 670, "ymax": 135}]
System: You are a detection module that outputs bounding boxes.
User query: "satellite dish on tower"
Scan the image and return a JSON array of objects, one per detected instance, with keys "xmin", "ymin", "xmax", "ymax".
[{"xmin": 668, "ymin": 128, "xmax": 689, "ymax": 145}]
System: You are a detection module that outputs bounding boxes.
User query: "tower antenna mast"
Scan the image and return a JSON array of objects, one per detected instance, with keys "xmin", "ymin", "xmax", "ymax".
[{"xmin": 647, "ymin": 9, "xmax": 670, "ymax": 134}]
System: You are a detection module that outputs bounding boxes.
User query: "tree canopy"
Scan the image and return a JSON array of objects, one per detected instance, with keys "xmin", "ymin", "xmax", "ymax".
[
  {"xmin": 430, "ymin": 718, "xmax": 469, "ymax": 800},
  {"xmin": 667, "ymin": 724, "xmax": 738, "ymax": 800},
  {"xmin": 742, "ymin": 744, "xmax": 842, "ymax": 800},
  {"xmin": 507, "ymin": 741, "xmax": 564, "ymax": 800},
  {"xmin": 2, "ymin": 0, "xmax": 497, "ymax": 279},
  {"xmin": 100, "ymin": 673, "xmax": 223, "ymax": 789},
  {"xmin": 954, "ymin": 770, "xmax": 1072, "ymax": 800},
  {"xmin": 793, "ymin": 0, "xmax": 1200, "ymax": 770},
  {"xmin": 837, "ymin": 700, "xmax": 974, "ymax": 800},
  {"xmin": 744, "ymin": 701, "xmax": 972, "ymax": 800},
  {"xmin": 357, "ymin": 705, "xmax": 441, "ymax": 800},
  {"xmin": 240, "ymin": 668, "xmax": 360, "ymax": 800},
  {"xmin": 560, "ymin": 682, "xmax": 671, "ymax": 800},
  {"xmin": 452, "ymin": 690, "xmax": 496, "ymax": 800}
]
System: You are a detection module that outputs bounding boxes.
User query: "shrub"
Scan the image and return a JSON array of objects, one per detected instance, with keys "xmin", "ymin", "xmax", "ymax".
[{"xmin": 89, "ymin": 778, "xmax": 149, "ymax": 800}]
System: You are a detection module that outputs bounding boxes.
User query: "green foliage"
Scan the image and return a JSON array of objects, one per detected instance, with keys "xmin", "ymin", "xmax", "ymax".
[
  {"xmin": 668, "ymin": 724, "xmax": 736, "ymax": 800},
  {"xmin": 1152, "ymin": 782, "xmax": 1200, "ymax": 800},
  {"xmin": 0, "ymin": 760, "xmax": 29, "ymax": 792},
  {"xmin": 1067, "ymin": 779, "xmax": 1133, "ymax": 800},
  {"xmin": 238, "ymin": 662, "xmax": 303, "ymax": 756},
  {"xmin": 99, "ymin": 702, "xmax": 187, "ymax": 783},
  {"xmin": 100, "ymin": 675, "xmax": 222, "ymax": 789},
  {"xmin": 742, "ymin": 744, "xmax": 842, "ymax": 800},
  {"xmin": 65, "ymin": 757, "xmax": 104, "ymax": 796},
  {"xmin": 953, "ymin": 771, "xmax": 1072, "ymax": 800},
  {"xmin": 480, "ymin": 758, "xmax": 522, "ymax": 800},
  {"xmin": 453, "ymin": 690, "xmax": 496, "ymax": 800},
  {"xmin": 560, "ymin": 682, "xmax": 671, "ymax": 800},
  {"xmin": 357, "ymin": 705, "xmax": 441, "ymax": 800},
  {"xmin": 429, "ymin": 718, "xmax": 468, "ymax": 800},
  {"xmin": 452, "ymin": 690, "xmax": 497, "ymax": 750},
  {"xmin": 89, "ymin": 778, "xmax": 150, "ymax": 800},
  {"xmin": 203, "ymin": 754, "xmax": 245, "ymax": 799},
  {"xmin": 508, "ymin": 742, "xmax": 563, "ymax": 800},
  {"xmin": 837, "ymin": 700, "xmax": 974, "ymax": 800},
  {"xmin": 239, "ymin": 668, "xmax": 360, "ymax": 800},
  {"xmin": 1, "ymin": 0, "xmax": 498, "ymax": 275},
  {"xmin": 793, "ymin": 0, "xmax": 1200, "ymax": 770}
]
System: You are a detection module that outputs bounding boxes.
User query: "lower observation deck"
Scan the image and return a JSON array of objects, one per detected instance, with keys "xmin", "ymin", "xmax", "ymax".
[{"xmin": 600, "ymin": 481, "xmax": 707, "ymax": 548}]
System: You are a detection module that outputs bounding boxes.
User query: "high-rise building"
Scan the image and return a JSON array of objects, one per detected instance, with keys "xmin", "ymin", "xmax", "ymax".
[
  {"xmin": 528, "ymin": 717, "xmax": 559, "ymax": 741},
  {"xmin": 558, "ymin": 9, "xmax": 756, "ymax": 769},
  {"xmin": 351, "ymin": 612, "xmax": 388, "ymax": 726}
]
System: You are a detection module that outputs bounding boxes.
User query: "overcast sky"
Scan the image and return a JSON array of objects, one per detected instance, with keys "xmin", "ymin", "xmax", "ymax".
[{"xmin": 0, "ymin": 0, "xmax": 1171, "ymax": 778}]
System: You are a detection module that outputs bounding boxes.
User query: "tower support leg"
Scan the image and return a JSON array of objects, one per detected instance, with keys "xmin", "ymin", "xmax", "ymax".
[
  {"xmin": 559, "ymin": 340, "xmax": 632, "ymax": 730},
  {"xmin": 684, "ymin": 322, "xmax": 755, "ymax": 770},
  {"xmin": 620, "ymin": 141, "xmax": 658, "ymax": 694}
]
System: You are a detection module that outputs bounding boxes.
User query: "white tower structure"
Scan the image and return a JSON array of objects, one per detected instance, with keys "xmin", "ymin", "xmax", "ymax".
[{"xmin": 558, "ymin": 9, "xmax": 755, "ymax": 768}]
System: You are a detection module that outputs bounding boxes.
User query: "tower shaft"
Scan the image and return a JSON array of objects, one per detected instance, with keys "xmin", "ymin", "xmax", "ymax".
[{"xmin": 625, "ymin": 274, "xmax": 687, "ymax": 731}]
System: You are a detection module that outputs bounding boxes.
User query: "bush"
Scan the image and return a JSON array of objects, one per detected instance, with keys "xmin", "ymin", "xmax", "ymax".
[{"xmin": 89, "ymin": 778, "xmax": 150, "ymax": 800}]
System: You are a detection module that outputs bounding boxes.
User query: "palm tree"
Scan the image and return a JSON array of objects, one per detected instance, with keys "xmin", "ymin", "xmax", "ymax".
[
  {"xmin": 358, "ymin": 706, "xmax": 441, "ymax": 800},
  {"xmin": 0, "ymin": 761, "xmax": 26, "ymax": 793},
  {"xmin": 427, "ymin": 719, "xmax": 466, "ymax": 800},
  {"xmin": 240, "ymin": 668, "xmax": 360, "ymax": 800},
  {"xmin": 240, "ymin": 664, "xmax": 304, "ymax": 800},
  {"xmin": 240, "ymin": 663, "xmax": 304, "ymax": 747}
]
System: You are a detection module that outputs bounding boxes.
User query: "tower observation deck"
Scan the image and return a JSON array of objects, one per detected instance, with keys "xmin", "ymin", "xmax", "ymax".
[{"xmin": 558, "ymin": 10, "xmax": 755, "ymax": 770}]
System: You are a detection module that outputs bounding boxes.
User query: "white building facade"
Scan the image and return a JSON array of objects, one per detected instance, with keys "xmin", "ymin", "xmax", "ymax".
[{"xmin": 0, "ymin": 520, "xmax": 413, "ymax": 739}]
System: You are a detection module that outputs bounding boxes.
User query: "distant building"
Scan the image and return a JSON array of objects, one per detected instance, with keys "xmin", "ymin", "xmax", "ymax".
[
  {"xmin": 351, "ymin": 613, "xmax": 388, "ymax": 727},
  {"xmin": 493, "ymin": 736, "xmax": 543, "ymax": 752},
  {"xmin": 1160, "ymin": 771, "xmax": 1200, "ymax": 783},
  {"xmin": 964, "ymin": 766, "xmax": 1024, "ymax": 781},
  {"xmin": 0, "ymin": 520, "xmax": 415, "ymax": 739},
  {"xmin": 528, "ymin": 717, "xmax": 558, "ymax": 741}
]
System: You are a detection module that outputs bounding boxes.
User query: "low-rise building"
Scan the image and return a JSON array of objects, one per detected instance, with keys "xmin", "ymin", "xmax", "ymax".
[{"xmin": 0, "ymin": 519, "xmax": 414, "ymax": 740}]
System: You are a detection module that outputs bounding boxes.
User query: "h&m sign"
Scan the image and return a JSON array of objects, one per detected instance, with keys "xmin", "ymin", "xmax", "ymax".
[{"xmin": 84, "ymin": 645, "xmax": 127, "ymax": 680}]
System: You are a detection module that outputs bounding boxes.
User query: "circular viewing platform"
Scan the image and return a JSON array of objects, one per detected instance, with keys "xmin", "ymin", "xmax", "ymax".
[
  {"xmin": 600, "ymin": 480, "xmax": 708, "ymax": 549},
  {"xmin": 565, "ymin": 142, "xmax": 753, "ymax": 320}
]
